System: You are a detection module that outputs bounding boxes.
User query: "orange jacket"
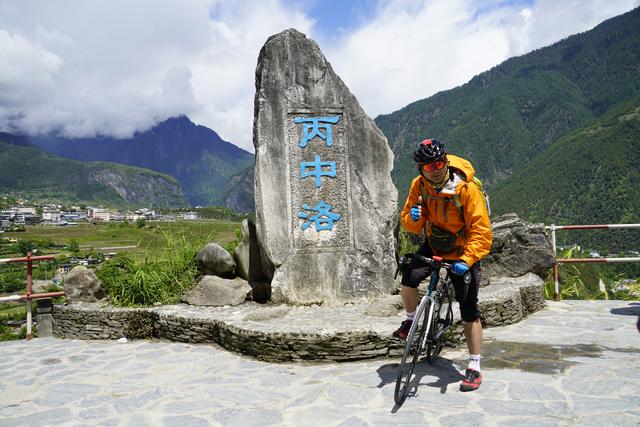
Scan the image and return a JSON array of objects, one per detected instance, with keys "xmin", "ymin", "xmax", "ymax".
[{"xmin": 400, "ymin": 155, "xmax": 492, "ymax": 266}]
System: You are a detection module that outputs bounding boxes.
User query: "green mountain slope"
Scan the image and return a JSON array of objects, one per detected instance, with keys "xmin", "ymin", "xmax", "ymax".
[
  {"xmin": 490, "ymin": 97, "xmax": 640, "ymax": 252},
  {"xmin": 0, "ymin": 136, "xmax": 187, "ymax": 208},
  {"xmin": 376, "ymin": 8, "xmax": 640, "ymax": 200},
  {"xmin": 31, "ymin": 116, "xmax": 254, "ymax": 210}
]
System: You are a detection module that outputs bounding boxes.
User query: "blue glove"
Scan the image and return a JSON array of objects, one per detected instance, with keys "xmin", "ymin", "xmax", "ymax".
[
  {"xmin": 410, "ymin": 206, "xmax": 421, "ymax": 221},
  {"xmin": 452, "ymin": 262, "xmax": 470, "ymax": 276}
]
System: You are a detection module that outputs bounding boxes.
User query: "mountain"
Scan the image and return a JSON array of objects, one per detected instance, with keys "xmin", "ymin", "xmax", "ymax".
[
  {"xmin": 490, "ymin": 97, "xmax": 640, "ymax": 252},
  {"xmin": 0, "ymin": 134, "xmax": 186, "ymax": 207},
  {"xmin": 375, "ymin": 8, "xmax": 640, "ymax": 203},
  {"xmin": 0, "ymin": 132, "xmax": 34, "ymax": 148},
  {"xmin": 31, "ymin": 116, "xmax": 254, "ymax": 210}
]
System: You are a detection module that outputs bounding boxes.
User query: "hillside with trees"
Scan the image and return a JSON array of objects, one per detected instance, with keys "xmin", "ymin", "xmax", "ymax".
[
  {"xmin": 376, "ymin": 8, "xmax": 640, "ymax": 204},
  {"xmin": 0, "ymin": 135, "xmax": 186, "ymax": 208}
]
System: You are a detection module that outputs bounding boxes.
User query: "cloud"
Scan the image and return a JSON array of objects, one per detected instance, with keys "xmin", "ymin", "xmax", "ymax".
[
  {"xmin": 0, "ymin": 0, "xmax": 637, "ymax": 152},
  {"xmin": 324, "ymin": 0, "xmax": 640, "ymax": 118}
]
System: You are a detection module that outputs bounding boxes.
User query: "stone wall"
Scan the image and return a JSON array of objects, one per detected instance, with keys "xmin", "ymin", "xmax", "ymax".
[
  {"xmin": 479, "ymin": 274, "xmax": 546, "ymax": 327},
  {"xmin": 51, "ymin": 272, "xmax": 543, "ymax": 362},
  {"xmin": 53, "ymin": 303, "xmax": 154, "ymax": 340}
]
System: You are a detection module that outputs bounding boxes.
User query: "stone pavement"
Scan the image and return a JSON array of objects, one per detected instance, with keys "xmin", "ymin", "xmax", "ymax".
[{"xmin": 1, "ymin": 300, "xmax": 639, "ymax": 427}]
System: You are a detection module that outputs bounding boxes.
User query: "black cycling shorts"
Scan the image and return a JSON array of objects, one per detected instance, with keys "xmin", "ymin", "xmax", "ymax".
[{"xmin": 400, "ymin": 243, "xmax": 481, "ymax": 322}]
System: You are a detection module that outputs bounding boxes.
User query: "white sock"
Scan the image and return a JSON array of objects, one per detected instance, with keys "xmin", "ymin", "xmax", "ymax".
[
  {"xmin": 406, "ymin": 311, "xmax": 416, "ymax": 321},
  {"xmin": 468, "ymin": 354, "xmax": 481, "ymax": 372}
]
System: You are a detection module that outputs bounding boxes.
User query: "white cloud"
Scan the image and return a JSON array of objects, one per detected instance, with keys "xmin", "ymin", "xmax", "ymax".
[
  {"xmin": 325, "ymin": 0, "xmax": 640, "ymax": 117},
  {"xmin": 0, "ymin": 0, "xmax": 637, "ymax": 152}
]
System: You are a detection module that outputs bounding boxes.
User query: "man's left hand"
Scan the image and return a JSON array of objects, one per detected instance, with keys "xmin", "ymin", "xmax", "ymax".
[{"xmin": 452, "ymin": 262, "xmax": 470, "ymax": 276}]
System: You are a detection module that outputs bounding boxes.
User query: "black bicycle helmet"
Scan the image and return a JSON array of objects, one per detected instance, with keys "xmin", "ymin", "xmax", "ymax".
[{"xmin": 412, "ymin": 138, "xmax": 447, "ymax": 164}]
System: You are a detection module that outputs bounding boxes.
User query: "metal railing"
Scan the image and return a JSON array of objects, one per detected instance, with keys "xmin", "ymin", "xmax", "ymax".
[
  {"xmin": 547, "ymin": 223, "xmax": 640, "ymax": 301},
  {"xmin": 0, "ymin": 252, "xmax": 65, "ymax": 339}
]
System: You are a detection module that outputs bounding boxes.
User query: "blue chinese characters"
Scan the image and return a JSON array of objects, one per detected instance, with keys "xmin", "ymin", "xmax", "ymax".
[
  {"xmin": 300, "ymin": 155, "xmax": 336, "ymax": 188},
  {"xmin": 297, "ymin": 201, "xmax": 342, "ymax": 231},
  {"xmin": 294, "ymin": 116, "xmax": 340, "ymax": 148},
  {"xmin": 294, "ymin": 115, "xmax": 342, "ymax": 232}
]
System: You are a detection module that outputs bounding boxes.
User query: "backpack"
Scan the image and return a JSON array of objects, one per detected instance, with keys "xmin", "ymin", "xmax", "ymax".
[
  {"xmin": 419, "ymin": 176, "xmax": 490, "ymax": 254},
  {"xmin": 419, "ymin": 175, "xmax": 491, "ymax": 221}
]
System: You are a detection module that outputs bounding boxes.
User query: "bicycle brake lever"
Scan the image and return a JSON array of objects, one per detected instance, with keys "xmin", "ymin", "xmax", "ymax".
[{"xmin": 395, "ymin": 255, "xmax": 408, "ymax": 279}]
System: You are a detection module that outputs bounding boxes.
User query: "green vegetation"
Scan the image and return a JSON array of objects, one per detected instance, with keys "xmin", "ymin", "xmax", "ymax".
[
  {"xmin": 0, "ymin": 325, "xmax": 27, "ymax": 341},
  {"xmin": 1, "ymin": 220, "xmax": 241, "ymax": 315},
  {"xmin": 0, "ymin": 138, "xmax": 186, "ymax": 208},
  {"xmin": 157, "ymin": 206, "xmax": 254, "ymax": 222},
  {"xmin": 545, "ymin": 247, "xmax": 640, "ymax": 300},
  {"xmin": 0, "ymin": 220, "xmax": 238, "ymax": 261},
  {"xmin": 375, "ymin": 9, "xmax": 640, "ymax": 267},
  {"xmin": 377, "ymin": 8, "xmax": 640, "ymax": 206},
  {"xmin": 491, "ymin": 98, "xmax": 640, "ymax": 252},
  {"xmin": 398, "ymin": 229, "xmax": 421, "ymax": 255},
  {"xmin": 0, "ymin": 302, "xmax": 31, "ymax": 341},
  {"xmin": 97, "ymin": 231, "xmax": 202, "ymax": 307}
]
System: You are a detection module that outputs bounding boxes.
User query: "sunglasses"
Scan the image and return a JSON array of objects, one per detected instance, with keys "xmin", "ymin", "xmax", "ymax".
[{"xmin": 421, "ymin": 161, "xmax": 447, "ymax": 173}]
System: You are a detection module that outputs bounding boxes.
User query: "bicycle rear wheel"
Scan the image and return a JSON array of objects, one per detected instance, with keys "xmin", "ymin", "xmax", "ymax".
[
  {"xmin": 394, "ymin": 298, "xmax": 431, "ymax": 405},
  {"xmin": 426, "ymin": 282, "xmax": 454, "ymax": 363}
]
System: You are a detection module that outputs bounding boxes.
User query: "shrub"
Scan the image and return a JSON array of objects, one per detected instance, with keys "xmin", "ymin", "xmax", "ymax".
[{"xmin": 97, "ymin": 231, "xmax": 201, "ymax": 307}]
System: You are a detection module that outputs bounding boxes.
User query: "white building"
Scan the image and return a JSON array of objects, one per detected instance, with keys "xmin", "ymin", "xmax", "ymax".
[
  {"xmin": 87, "ymin": 207, "xmax": 111, "ymax": 222},
  {"xmin": 179, "ymin": 211, "xmax": 199, "ymax": 220},
  {"xmin": 42, "ymin": 207, "xmax": 61, "ymax": 222}
]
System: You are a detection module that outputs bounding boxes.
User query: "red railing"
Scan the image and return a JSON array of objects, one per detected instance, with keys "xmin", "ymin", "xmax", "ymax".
[
  {"xmin": 547, "ymin": 223, "xmax": 640, "ymax": 301},
  {"xmin": 0, "ymin": 252, "xmax": 65, "ymax": 339}
]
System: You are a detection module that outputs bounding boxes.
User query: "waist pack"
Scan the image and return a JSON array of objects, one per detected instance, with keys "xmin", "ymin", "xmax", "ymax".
[{"xmin": 428, "ymin": 224, "xmax": 460, "ymax": 253}]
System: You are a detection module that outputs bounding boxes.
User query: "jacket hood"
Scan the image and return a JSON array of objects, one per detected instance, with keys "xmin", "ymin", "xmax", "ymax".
[{"xmin": 448, "ymin": 154, "xmax": 475, "ymax": 182}]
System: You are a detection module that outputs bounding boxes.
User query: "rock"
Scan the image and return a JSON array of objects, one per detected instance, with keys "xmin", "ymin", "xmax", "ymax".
[
  {"xmin": 32, "ymin": 279, "xmax": 53, "ymax": 293},
  {"xmin": 484, "ymin": 213, "xmax": 555, "ymax": 279},
  {"xmin": 480, "ymin": 273, "xmax": 545, "ymax": 326},
  {"xmin": 182, "ymin": 276, "xmax": 251, "ymax": 307},
  {"xmin": 362, "ymin": 295, "xmax": 403, "ymax": 317},
  {"xmin": 196, "ymin": 243, "xmax": 236, "ymax": 277},
  {"xmin": 233, "ymin": 219, "xmax": 266, "ymax": 282},
  {"xmin": 253, "ymin": 28, "xmax": 398, "ymax": 305},
  {"xmin": 63, "ymin": 266, "xmax": 106, "ymax": 302}
]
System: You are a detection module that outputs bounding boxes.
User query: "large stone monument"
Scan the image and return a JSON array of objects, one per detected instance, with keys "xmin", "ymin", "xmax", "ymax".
[{"xmin": 253, "ymin": 29, "xmax": 398, "ymax": 304}]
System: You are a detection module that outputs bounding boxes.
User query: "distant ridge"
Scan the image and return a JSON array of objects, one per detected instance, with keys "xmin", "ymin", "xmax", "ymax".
[
  {"xmin": 376, "ymin": 7, "xmax": 640, "ymax": 199},
  {"xmin": 31, "ymin": 116, "xmax": 254, "ymax": 210},
  {"xmin": 0, "ymin": 133, "xmax": 187, "ymax": 207}
]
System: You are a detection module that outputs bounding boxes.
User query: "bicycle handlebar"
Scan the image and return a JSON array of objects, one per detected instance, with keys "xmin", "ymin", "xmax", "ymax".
[{"xmin": 395, "ymin": 253, "xmax": 471, "ymax": 284}]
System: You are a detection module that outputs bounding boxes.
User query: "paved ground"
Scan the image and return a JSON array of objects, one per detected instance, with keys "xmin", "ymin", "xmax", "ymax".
[{"xmin": 1, "ymin": 300, "xmax": 639, "ymax": 427}]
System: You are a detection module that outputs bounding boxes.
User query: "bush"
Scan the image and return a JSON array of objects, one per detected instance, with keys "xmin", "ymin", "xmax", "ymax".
[
  {"xmin": 97, "ymin": 231, "xmax": 201, "ymax": 307},
  {"xmin": 0, "ymin": 325, "xmax": 27, "ymax": 341},
  {"xmin": 398, "ymin": 229, "xmax": 421, "ymax": 255},
  {"xmin": 224, "ymin": 228, "xmax": 242, "ymax": 254},
  {"xmin": 543, "ymin": 246, "xmax": 640, "ymax": 301}
]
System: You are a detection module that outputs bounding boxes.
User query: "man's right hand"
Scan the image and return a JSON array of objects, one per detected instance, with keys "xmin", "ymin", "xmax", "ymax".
[{"xmin": 410, "ymin": 196, "xmax": 423, "ymax": 221}]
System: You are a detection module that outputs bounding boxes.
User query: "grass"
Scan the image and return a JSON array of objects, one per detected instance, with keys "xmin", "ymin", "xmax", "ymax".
[
  {"xmin": 544, "ymin": 246, "xmax": 640, "ymax": 301},
  {"xmin": 0, "ymin": 219, "xmax": 239, "ymax": 261},
  {"xmin": 97, "ymin": 231, "xmax": 204, "ymax": 307},
  {"xmin": 0, "ymin": 302, "xmax": 30, "ymax": 341},
  {"xmin": 0, "ymin": 219, "xmax": 242, "ymax": 321}
]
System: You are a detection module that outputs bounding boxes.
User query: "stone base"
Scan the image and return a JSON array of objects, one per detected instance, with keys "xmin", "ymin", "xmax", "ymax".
[{"xmin": 52, "ymin": 274, "xmax": 545, "ymax": 362}]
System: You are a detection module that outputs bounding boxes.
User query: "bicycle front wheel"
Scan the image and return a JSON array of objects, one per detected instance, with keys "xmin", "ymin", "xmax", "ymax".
[
  {"xmin": 394, "ymin": 298, "xmax": 431, "ymax": 405},
  {"xmin": 426, "ymin": 282, "xmax": 454, "ymax": 363}
]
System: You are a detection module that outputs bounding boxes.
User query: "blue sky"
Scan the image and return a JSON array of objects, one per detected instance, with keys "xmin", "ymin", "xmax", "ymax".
[
  {"xmin": 294, "ymin": 0, "xmax": 380, "ymax": 36},
  {"xmin": 0, "ymin": 0, "xmax": 638, "ymax": 152}
]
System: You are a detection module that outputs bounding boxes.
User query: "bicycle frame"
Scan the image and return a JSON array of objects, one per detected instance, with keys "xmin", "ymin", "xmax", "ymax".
[{"xmin": 417, "ymin": 268, "xmax": 441, "ymax": 352}]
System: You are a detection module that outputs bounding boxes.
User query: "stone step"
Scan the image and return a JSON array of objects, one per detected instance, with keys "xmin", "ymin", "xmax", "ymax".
[{"xmin": 50, "ymin": 274, "xmax": 545, "ymax": 362}]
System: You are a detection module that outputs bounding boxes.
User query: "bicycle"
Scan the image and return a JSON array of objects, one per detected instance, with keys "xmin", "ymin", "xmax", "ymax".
[{"xmin": 393, "ymin": 254, "xmax": 470, "ymax": 405}]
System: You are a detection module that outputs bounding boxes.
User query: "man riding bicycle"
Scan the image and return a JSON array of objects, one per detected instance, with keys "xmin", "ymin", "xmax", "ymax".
[{"xmin": 395, "ymin": 138, "xmax": 492, "ymax": 391}]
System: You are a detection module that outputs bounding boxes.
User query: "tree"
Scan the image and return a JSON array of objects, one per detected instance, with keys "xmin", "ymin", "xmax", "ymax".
[
  {"xmin": 17, "ymin": 240, "xmax": 37, "ymax": 256},
  {"xmin": 68, "ymin": 239, "xmax": 80, "ymax": 254}
]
